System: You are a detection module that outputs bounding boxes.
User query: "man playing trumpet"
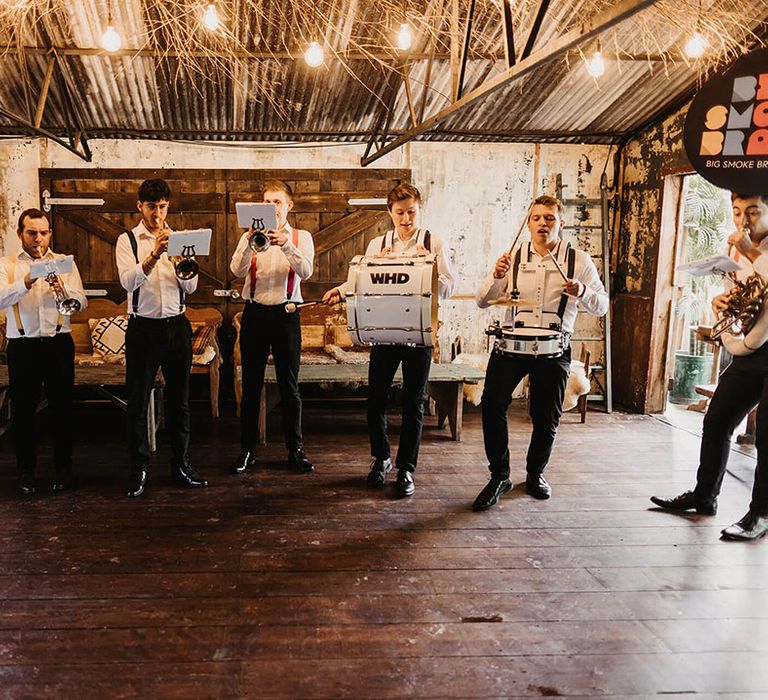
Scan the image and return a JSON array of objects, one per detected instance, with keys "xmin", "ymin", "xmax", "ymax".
[
  {"xmin": 651, "ymin": 192, "xmax": 768, "ymax": 541},
  {"xmin": 230, "ymin": 180, "xmax": 315, "ymax": 475},
  {"xmin": 116, "ymin": 178, "xmax": 207, "ymax": 497},
  {"xmin": 0, "ymin": 208, "xmax": 87, "ymax": 494}
]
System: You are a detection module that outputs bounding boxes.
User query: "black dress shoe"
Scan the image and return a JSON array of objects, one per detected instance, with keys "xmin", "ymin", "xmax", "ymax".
[
  {"xmin": 232, "ymin": 450, "xmax": 255, "ymax": 474},
  {"xmin": 171, "ymin": 462, "xmax": 208, "ymax": 488},
  {"xmin": 721, "ymin": 511, "xmax": 768, "ymax": 540},
  {"xmin": 52, "ymin": 469, "xmax": 75, "ymax": 493},
  {"xmin": 126, "ymin": 468, "xmax": 147, "ymax": 498},
  {"xmin": 526, "ymin": 473, "xmax": 552, "ymax": 500},
  {"xmin": 288, "ymin": 448, "xmax": 314, "ymax": 473},
  {"xmin": 650, "ymin": 490, "xmax": 717, "ymax": 515},
  {"xmin": 18, "ymin": 472, "xmax": 38, "ymax": 496},
  {"xmin": 366, "ymin": 457, "xmax": 393, "ymax": 487},
  {"xmin": 395, "ymin": 469, "xmax": 415, "ymax": 498},
  {"xmin": 473, "ymin": 477, "xmax": 512, "ymax": 511}
]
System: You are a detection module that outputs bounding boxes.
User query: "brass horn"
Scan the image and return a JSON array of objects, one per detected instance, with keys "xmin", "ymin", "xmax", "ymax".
[
  {"xmin": 45, "ymin": 273, "xmax": 81, "ymax": 315},
  {"xmin": 171, "ymin": 244, "xmax": 199, "ymax": 280}
]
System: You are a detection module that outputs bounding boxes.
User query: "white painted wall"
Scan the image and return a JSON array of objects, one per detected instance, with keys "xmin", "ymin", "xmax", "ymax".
[{"xmin": 0, "ymin": 137, "xmax": 612, "ymax": 355}]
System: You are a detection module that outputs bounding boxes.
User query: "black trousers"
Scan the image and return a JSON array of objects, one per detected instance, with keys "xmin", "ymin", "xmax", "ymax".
[
  {"xmin": 367, "ymin": 345, "xmax": 432, "ymax": 472},
  {"xmin": 240, "ymin": 301, "xmax": 303, "ymax": 452},
  {"xmin": 7, "ymin": 334, "xmax": 75, "ymax": 475},
  {"xmin": 125, "ymin": 314, "xmax": 192, "ymax": 471},
  {"xmin": 694, "ymin": 350, "xmax": 768, "ymax": 515},
  {"xmin": 481, "ymin": 347, "xmax": 571, "ymax": 480}
]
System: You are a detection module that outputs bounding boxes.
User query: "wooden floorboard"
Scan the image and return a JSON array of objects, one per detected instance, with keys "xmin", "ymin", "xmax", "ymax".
[{"xmin": 0, "ymin": 401, "xmax": 766, "ymax": 698}]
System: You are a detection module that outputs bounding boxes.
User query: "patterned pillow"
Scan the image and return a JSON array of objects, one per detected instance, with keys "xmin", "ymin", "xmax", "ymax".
[
  {"xmin": 88, "ymin": 315, "xmax": 129, "ymax": 357},
  {"xmin": 191, "ymin": 323, "xmax": 214, "ymax": 355}
]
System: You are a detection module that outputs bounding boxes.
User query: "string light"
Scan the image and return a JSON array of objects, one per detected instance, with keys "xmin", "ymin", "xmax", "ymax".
[
  {"xmin": 304, "ymin": 41, "xmax": 324, "ymax": 67},
  {"xmin": 203, "ymin": 3, "xmax": 220, "ymax": 31},
  {"xmin": 685, "ymin": 31, "xmax": 708, "ymax": 58},
  {"xmin": 101, "ymin": 1, "xmax": 122, "ymax": 53},
  {"xmin": 101, "ymin": 25, "xmax": 122, "ymax": 52},
  {"xmin": 396, "ymin": 23, "xmax": 413, "ymax": 51},
  {"xmin": 587, "ymin": 43, "xmax": 605, "ymax": 78}
]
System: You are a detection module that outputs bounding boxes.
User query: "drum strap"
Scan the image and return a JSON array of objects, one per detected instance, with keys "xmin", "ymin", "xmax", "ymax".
[
  {"xmin": 380, "ymin": 229, "xmax": 432, "ymax": 253},
  {"xmin": 285, "ymin": 227, "xmax": 300, "ymax": 300},
  {"xmin": 555, "ymin": 244, "xmax": 576, "ymax": 320},
  {"xmin": 6, "ymin": 257, "xmax": 25, "ymax": 336},
  {"xmin": 511, "ymin": 242, "xmax": 528, "ymax": 291},
  {"xmin": 127, "ymin": 229, "xmax": 184, "ymax": 314}
]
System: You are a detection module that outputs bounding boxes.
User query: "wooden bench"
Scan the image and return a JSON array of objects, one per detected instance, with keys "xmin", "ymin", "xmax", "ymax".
[
  {"xmin": 0, "ymin": 299, "xmax": 223, "ymax": 451},
  {"xmin": 256, "ymin": 362, "xmax": 485, "ymax": 445}
]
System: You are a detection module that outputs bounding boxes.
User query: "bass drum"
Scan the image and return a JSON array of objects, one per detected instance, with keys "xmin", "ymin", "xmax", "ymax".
[{"xmin": 345, "ymin": 254, "xmax": 438, "ymax": 346}]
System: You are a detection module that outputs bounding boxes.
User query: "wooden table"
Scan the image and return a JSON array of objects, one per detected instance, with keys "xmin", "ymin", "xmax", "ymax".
[{"xmin": 259, "ymin": 362, "xmax": 485, "ymax": 444}]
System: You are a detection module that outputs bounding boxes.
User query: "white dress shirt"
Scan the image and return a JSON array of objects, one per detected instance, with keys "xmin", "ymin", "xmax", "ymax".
[
  {"xmin": 116, "ymin": 221, "xmax": 198, "ymax": 318},
  {"xmin": 0, "ymin": 250, "xmax": 88, "ymax": 339},
  {"xmin": 230, "ymin": 224, "xmax": 314, "ymax": 305},
  {"xmin": 476, "ymin": 240, "xmax": 608, "ymax": 334},
  {"xmin": 337, "ymin": 228, "xmax": 456, "ymax": 299}
]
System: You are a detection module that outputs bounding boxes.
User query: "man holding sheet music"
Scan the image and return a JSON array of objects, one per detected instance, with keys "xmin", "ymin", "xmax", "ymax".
[
  {"xmin": 229, "ymin": 180, "xmax": 315, "ymax": 475},
  {"xmin": 116, "ymin": 178, "xmax": 208, "ymax": 498},
  {"xmin": 651, "ymin": 193, "xmax": 768, "ymax": 540},
  {"xmin": 0, "ymin": 208, "xmax": 87, "ymax": 495}
]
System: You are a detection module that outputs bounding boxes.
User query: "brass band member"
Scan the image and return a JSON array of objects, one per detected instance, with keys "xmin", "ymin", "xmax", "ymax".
[
  {"xmin": 323, "ymin": 183, "xmax": 455, "ymax": 498},
  {"xmin": 116, "ymin": 179, "xmax": 207, "ymax": 498},
  {"xmin": 230, "ymin": 180, "xmax": 315, "ymax": 474},
  {"xmin": 473, "ymin": 195, "xmax": 608, "ymax": 511},
  {"xmin": 0, "ymin": 208, "xmax": 87, "ymax": 494},
  {"xmin": 651, "ymin": 192, "xmax": 768, "ymax": 541}
]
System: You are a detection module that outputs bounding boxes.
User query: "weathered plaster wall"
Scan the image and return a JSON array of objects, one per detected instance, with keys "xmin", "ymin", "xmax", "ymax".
[
  {"xmin": 616, "ymin": 107, "xmax": 689, "ymax": 296},
  {"xmin": 613, "ymin": 104, "xmax": 691, "ymax": 412},
  {"xmin": 0, "ymin": 137, "xmax": 612, "ymax": 355}
]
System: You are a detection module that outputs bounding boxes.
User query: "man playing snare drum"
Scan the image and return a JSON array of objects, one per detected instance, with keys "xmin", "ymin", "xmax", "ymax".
[
  {"xmin": 323, "ymin": 183, "xmax": 455, "ymax": 498},
  {"xmin": 472, "ymin": 195, "xmax": 608, "ymax": 511}
]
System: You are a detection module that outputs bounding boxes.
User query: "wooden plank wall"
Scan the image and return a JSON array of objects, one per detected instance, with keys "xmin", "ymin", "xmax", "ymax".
[{"xmin": 39, "ymin": 168, "xmax": 408, "ymax": 314}]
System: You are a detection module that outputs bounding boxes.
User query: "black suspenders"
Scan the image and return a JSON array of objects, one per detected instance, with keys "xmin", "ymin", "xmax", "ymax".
[
  {"xmin": 126, "ymin": 230, "xmax": 184, "ymax": 315},
  {"xmin": 380, "ymin": 230, "xmax": 432, "ymax": 253}
]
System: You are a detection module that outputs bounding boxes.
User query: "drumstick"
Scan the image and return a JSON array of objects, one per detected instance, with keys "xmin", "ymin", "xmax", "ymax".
[
  {"xmin": 507, "ymin": 202, "xmax": 534, "ymax": 255},
  {"xmin": 547, "ymin": 251, "xmax": 569, "ymax": 282}
]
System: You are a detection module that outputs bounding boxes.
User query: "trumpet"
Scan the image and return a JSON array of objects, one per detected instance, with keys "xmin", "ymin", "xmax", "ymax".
[
  {"xmin": 171, "ymin": 245, "xmax": 199, "ymax": 280},
  {"xmin": 46, "ymin": 272, "xmax": 81, "ymax": 315},
  {"xmin": 248, "ymin": 228, "xmax": 272, "ymax": 253}
]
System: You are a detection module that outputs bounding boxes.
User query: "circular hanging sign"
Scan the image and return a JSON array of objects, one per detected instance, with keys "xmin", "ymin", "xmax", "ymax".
[{"xmin": 684, "ymin": 48, "xmax": 768, "ymax": 194}]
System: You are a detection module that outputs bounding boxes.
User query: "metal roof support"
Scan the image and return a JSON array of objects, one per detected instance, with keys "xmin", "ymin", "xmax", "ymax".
[
  {"xmin": 0, "ymin": 106, "xmax": 90, "ymax": 161},
  {"xmin": 501, "ymin": 0, "xmax": 516, "ymax": 67},
  {"xmin": 363, "ymin": 62, "xmax": 404, "ymax": 160},
  {"xmin": 361, "ymin": 0, "xmax": 662, "ymax": 167},
  {"xmin": 520, "ymin": 0, "xmax": 552, "ymax": 60},
  {"xmin": 50, "ymin": 51, "xmax": 92, "ymax": 161},
  {"xmin": 457, "ymin": 0, "xmax": 477, "ymax": 100}
]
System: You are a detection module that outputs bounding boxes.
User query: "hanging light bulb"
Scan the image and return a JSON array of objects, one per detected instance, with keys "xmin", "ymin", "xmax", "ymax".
[
  {"xmin": 396, "ymin": 23, "xmax": 413, "ymax": 51},
  {"xmin": 587, "ymin": 45, "xmax": 605, "ymax": 78},
  {"xmin": 101, "ymin": 25, "xmax": 122, "ymax": 53},
  {"xmin": 203, "ymin": 3, "xmax": 219, "ymax": 31},
  {"xmin": 685, "ymin": 31, "xmax": 708, "ymax": 58},
  {"xmin": 304, "ymin": 41, "xmax": 324, "ymax": 67}
]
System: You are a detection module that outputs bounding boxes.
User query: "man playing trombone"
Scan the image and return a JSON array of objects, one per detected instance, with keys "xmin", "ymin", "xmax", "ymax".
[
  {"xmin": 116, "ymin": 178, "xmax": 207, "ymax": 497},
  {"xmin": 229, "ymin": 180, "xmax": 315, "ymax": 475},
  {"xmin": 0, "ymin": 208, "xmax": 87, "ymax": 494}
]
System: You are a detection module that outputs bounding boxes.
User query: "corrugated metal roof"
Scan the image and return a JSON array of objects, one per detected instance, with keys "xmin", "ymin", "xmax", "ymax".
[{"xmin": 0, "ymin": 0, "xmax": 765, "ymax": 152}]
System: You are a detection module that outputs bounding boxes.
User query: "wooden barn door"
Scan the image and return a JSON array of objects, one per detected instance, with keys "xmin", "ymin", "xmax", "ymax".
[{"xmin": 39, "ymin": 168, "xmax": 407, "ymax": 319}]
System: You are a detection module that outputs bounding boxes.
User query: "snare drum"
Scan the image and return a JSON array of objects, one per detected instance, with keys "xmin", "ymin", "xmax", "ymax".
[
  {"xmin": 493, "ymin": 325, "xmax": 566, "ymax": 358},
  {"xmin": 345, "ymin": 255, "xmax": 438, "ymax": 346}
]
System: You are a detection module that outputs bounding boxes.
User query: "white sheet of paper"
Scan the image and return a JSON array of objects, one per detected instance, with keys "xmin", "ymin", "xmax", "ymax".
[
  {"xmin": 678, "ymin": 255, "xmax": 742, "ymax": 277},
  {"xmin": 29, "ymin": 255, "xmax": 74, "ymax": 280},
  {"xmin": 235, "ymin": 202, "xmax": 278, "ymax": 231},
  {"xmin": 167, "ymin": 229, "xmax": 212, "ymax": 257}
]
